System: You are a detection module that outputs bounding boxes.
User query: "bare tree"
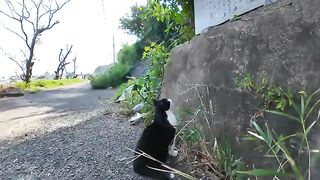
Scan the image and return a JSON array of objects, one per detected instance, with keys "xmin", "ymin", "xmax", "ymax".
[
  {"xmin": 0, "ymin": 0, "xmax": 71, "ymax": 83},
  {"xmin": 54, "ymin": 45, "xmax": 72, "ymax": 79}
]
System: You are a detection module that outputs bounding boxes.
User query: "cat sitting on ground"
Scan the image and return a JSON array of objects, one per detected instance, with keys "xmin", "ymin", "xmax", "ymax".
[{"xmin": 133, "ymin": 98, "xmax": 177, "ymax": 180}]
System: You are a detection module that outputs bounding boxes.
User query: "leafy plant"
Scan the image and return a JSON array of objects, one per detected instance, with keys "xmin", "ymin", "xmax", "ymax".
[
  {"xmin": 213, "ymin": 138, "xmax": 245, "ymax": 180},
  {"xmin": 239, "ymin": 88, "xmax": 320, "ymax": 180},
  {"xmin": 180, "ymin": 128, "xmax": 202, "ymax": 145},
  {"xmin": 116, "ymin": 0, "xmax": 195, "ymax": 125},
  {"xmin": 236, "ymin": 74, "xmax": 292, "ymax": 111}
]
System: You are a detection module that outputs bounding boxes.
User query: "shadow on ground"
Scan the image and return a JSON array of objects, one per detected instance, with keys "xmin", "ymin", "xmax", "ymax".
[{"xmin": 0, "ymin": 112, "xmax": 145, "ymax": 180}]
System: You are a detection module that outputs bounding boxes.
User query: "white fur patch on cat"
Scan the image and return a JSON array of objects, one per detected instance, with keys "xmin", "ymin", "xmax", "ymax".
[
  {"xmin": 170, "ymin": 173, "xmax": 175, "ymax": 179},
  {"xmin": 168, "ymin": 144, "xmax": 178, "ymax": 157},
  {"xmin": 166, "ymin": 110, "xmax": 178, "ymax": 127}
]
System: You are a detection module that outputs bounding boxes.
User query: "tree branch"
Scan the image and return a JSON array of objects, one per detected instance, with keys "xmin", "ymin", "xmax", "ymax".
[
  {"xmin": 0, "ymin": 0, "xmax": 71, "ymax": 83},
  {"xmin": 2, "ymin": 26, "xmax": 25, "ymax": 41},
  {"xmin": 5, "ymin": 53, "xmax": 26, "ymax": 77}
]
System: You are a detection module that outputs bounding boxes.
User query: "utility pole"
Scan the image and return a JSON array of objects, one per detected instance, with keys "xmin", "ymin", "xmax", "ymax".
[{"xmin": 113, "ymin": 34, "xmax": 116, "ymax": 63}]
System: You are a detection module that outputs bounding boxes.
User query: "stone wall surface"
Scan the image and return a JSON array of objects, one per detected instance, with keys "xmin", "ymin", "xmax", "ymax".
[{"xmin": 161, "ymin": 0, "xmax": 320, "ymax": 178}]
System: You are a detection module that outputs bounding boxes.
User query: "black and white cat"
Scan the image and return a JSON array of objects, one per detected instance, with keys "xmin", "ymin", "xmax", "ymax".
[{"xmin": 133, "ymin": 98, "xmax": 178, "ymax": 180}]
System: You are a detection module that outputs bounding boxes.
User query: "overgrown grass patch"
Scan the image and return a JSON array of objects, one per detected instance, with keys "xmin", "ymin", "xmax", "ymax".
[
  {"xmin": 15, "ymin": 78, "xmax": 85, "ymax": 92},
  {"xmin": 90, "ymin": 63, "xmax": 132, "ymax": 89}
]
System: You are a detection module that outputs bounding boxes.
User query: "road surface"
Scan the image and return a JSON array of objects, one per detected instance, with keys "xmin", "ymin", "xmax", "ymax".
[{"xmin": 0, "ymin": 83, "xmax": 144, "ymax": 179}]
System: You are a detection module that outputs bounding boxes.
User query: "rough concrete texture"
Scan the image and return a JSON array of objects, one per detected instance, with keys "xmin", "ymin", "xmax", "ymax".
[{"xmin": 161, "ymin": 0, "xmax": 320, "ymax": 178}]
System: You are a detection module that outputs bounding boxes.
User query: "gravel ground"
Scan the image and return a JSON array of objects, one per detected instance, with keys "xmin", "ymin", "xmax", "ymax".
[
  {"xmin": 0, "ymin": 112, "xmax": 146, "ymax": 180},
  {"xmin": 0, "ymin": 83, "xmax": 198, "ymax": 180},
  {"xmin": 0, "ymin": 83, "xmax": 147, "ymax": 179}
]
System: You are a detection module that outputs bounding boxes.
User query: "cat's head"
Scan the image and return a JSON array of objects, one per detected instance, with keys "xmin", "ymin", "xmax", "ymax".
[{"xmin": 153, "ymin": 98, "xmax": 172, "ymax": 112}]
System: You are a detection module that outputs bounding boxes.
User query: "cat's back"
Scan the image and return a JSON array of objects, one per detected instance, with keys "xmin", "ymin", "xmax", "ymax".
[
  {"xmin": 137, "ymin": 123, "xmax": 175, "ymax": 149},
  {"xmin": 137, "ymin": 124, "xmax": 175, "ymax": 154}
]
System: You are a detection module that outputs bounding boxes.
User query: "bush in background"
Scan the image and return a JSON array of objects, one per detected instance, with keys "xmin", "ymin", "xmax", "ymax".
[
  {"xmin": 90, "ymin": 63, "xmax": 132, "ymax": 89},
  {"xmin": 90, "ymin": 42, "xmax": 143, "ymax": 89},
  {"xmin": 117, "ymin": 42, "xmax": 143, "ymax": 66}
]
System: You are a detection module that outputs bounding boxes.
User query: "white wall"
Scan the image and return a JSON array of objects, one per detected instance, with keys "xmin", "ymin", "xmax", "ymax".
[{"xmin": 194, "ymin": 0, "xmax": 277, "ymax": 34}]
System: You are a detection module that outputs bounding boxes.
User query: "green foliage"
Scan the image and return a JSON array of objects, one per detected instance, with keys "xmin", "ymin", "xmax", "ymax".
[
  {"xmin": 90, "ymin": 63, "xmax": 132, "ymax": 89},
  {"xmin": 213, "ymin": 138, "xmax": 245, "ymax": 180},
  {"xmin": 141, "ymin": 0, "xmax": 194, "ymax": 45},
  {"xmin": 114, "ymin": 83, "xmax": 128, "ymax": 100},
  {"xmin": 90, "ymin": 42, "xmax": 143, "ymax": 90},
  {"xmin": 117, "ymin": 43, "xmax": 143, "ymax": 66},
  {"xmin": 241, "ymin": 88, "xmax": 320, "ymax": 180},
  {"xmin": 143, "ymin": 43, "xmax": 170, "ymax": 79},
  {"xmin": 117, "ymin": 0, "xmax": 195, "ymax": 125},
  {"xmin": 180, "ymin": 128, "xmax": 202, "ymax": 145},
  {"xmin": 15, "ymin": 78, "xmax": 85, "ymax": 92},
  {"xmin": 236, "ymin": 74, "xmax": 292, "ymax": 111},
  {"xmin": 119, "ymin": 5, "xmax": 145, "ymax": 38},
  {"xmin": 116, "ymin": 43, "xmax": 170, "ymax": 125},
  {"xmin": 120, "ymin": 0, "xmax": 194, "ymax": 48}
]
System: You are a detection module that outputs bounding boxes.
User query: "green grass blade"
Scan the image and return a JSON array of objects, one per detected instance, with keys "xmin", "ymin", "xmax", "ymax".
[
  {"xmin": 305, "ymin": 121, "xmax": 317, "ymax": 136},
  {"xmin": 305, "ymin": 88, "xmax": 320, "ymax": 110},
  {"xmin": 275, "ymin": 141, "xmax": 303, "ymax": 179},
  {"xmin": 291, "ymin": 101, "xmax": 301, "ymax": 118},
  {"xmin": 300, "ymin": 94, "xmax": 305, "ymax": 119},
  {"xmin": 252, "ymin": 122, "xmax": 264, "ymax": 136},
  {"xmin": 237, "ymin": 169, "xmax": 287, "ymax": 176},
  {"xmin": 248, "ymin": 131, "xmax": 264, "ymax": 141},
  {"xmin": 304, "ymin": 99, "xmax": 320, "ymax": 121},
  {"xmin": 265, "ymin": 110, "xmax": 300, "ymax": 122}
]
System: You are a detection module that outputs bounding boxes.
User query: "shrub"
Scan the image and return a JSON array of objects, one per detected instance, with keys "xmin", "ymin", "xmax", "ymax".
[
  {"xmin": 117, "ymin": 42, "xmax": 143, "ymax": 66},
  {"xmin": 90, "ymin": 63, "xmax": 132, "ymax": 89}
]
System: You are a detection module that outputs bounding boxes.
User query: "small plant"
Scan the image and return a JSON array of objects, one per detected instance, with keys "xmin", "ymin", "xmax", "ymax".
[
  {"xmin": 114, "ymin": 83, "xmax": 129, "ymax": 100},
  {"xmin": 236, "ymin": 74, "xmax": 292, "ymax": 111},
  {"xmin": 213, "ymin": 138, "xmax": 245, "ymax": 180},
  {"xmin": 238, "ymin": 88, "xmax": 320, "ymax": 180},
  {"xmin": 180, "ymin": 128, "xmax": 202, "ymax": 145},
  {"xmin": 116, "ymin": 43, "xmax": 170, "ymax": 125}
]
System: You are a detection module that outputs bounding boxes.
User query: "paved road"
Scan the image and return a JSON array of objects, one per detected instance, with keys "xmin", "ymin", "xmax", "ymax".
[{"xmin": 0, "ymin": 83, "xmax": 144, "ymax": 179}]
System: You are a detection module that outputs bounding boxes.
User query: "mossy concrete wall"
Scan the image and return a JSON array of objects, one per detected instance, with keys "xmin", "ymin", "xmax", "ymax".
[{"xmin": 161, "ymin": 0, "xmax": 320, "ymax": 178}]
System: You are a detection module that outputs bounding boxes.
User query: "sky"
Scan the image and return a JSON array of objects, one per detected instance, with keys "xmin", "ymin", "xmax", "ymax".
[{"xmin": 0, "ymin": 0, "xmax": 146, "ymax": 78}]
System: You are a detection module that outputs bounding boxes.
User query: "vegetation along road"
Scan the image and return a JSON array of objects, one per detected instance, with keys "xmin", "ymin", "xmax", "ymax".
[{"xmin": 0, "ymin": 83, "xmax": 145, "ymax": 179}]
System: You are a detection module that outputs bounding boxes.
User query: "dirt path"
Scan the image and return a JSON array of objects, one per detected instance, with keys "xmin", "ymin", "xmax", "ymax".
[
  {"xmin": 0, "ymin": 83, "xmax": 114, "ymax": 141},
  {"xmin": 0, "ymin": 83, "xmax": 145, "ymax": 179}
]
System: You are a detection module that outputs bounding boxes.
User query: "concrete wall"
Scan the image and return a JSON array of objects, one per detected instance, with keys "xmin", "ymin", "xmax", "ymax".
[{"xmin": 162, "ymin": 0, "xmax": 320, "ymax": 178}]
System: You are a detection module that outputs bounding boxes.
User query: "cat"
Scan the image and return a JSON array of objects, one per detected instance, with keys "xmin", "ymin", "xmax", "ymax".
[{"xmin": 133, "ymin": 98, "xmax": 177, "ymax": 180}]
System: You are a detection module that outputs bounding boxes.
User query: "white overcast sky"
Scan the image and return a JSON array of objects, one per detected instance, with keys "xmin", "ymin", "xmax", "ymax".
[{"xmin": 0, "ymin": 0, "xmax": 146, "ymax": 78}]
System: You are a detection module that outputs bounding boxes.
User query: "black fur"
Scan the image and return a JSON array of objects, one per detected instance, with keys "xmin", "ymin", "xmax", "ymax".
[{"xmin": 133, "ymin": 99, "xmax": 176, "ymax": 180}]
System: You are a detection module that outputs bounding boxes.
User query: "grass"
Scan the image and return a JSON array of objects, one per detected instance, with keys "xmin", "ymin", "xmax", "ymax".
[
  {"xmin": 15, "ymin": 78, "xmax": 86, "ymax": 92},
  {"xmin": 239, "ymin": 89, "xmax": 320, "ymax": 179}
]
